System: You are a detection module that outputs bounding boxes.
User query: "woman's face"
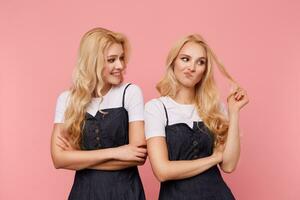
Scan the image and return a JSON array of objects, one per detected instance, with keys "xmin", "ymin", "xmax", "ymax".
[
  {"xmin": 173, "ymin": 42, "xmax": 207, "ymax": 88},
  {"xmin": 102, "ymin": 43, "xmax": 126, "ymax": 85}
]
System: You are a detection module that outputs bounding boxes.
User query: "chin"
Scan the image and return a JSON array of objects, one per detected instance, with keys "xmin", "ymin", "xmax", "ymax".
[
  {"xmin": 109, "ymin": 77, "xmax": 123, "ymax": 85},
  {"xmin": 178, "ymin": 79, "xmax": 197, "ymax": 88}
]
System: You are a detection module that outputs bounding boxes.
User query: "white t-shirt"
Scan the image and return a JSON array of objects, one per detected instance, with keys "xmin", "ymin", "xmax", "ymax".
[
  {"xmin": 54, "ymin": 83, "xmax": 144, "ymax": 123},
  {"xmin": 144, "ymin": 96, "xmax": 227, "ymax": 140}
]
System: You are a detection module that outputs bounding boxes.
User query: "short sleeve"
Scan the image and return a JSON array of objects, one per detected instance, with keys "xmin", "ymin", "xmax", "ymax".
[
  {"xmin": 124, "ymin": 84, "xmax": 144, "ymax": 122},
  {"xmin": 144, "ymin": 99, "xmax": 167, "ymax": 140},
  {"xmin": 54, "ymin": 91, "xmax": 70, "ymax": 123}
]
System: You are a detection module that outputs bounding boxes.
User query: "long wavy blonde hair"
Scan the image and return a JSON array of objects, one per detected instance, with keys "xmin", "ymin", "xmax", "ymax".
[
  {"xmin": 157, "ymin": 34, "xmax": 236, "ymax": 147},
  {"xmin": 63, "ymin": 27, "xmax": 130, "ymax": 148}
]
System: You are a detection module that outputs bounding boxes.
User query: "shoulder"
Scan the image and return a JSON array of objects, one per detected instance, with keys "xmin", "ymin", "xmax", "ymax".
[
  {"xmin": 125, "ymin": 83, "xmax": 143, "ymax": 95},
  {"xmin": 122, "ymin": 83, "xmax": 144, "ymax": 103},
  {"xmin": 54, "ymin": 90, "xmax": 71, "ymax": 123},
  {"xmin": 146, "ymin": 96, "xmax": 171, "ymax": 108},
  {"xmin": 145, "ymin": 97, "xmax": 165, "ymax": 112},
  {"xmin": 113, "ymin": 82, "xmax": 142, "ymax": 95},
  {"xmin": 144, "ymin": 98, "xmax": 167, "ymax": 137},
  {"xmin": 56, "ymin": 90, "xmax": 71, "ymax": 104}
]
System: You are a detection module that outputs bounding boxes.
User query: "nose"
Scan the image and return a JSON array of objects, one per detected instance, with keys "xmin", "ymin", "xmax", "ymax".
[
  {"xmin": 187, "ymin": 62, "xmax": 196, "ymax": 72},
  {"xmin": 115, "ymin": 59, "xmax": 124, "ymax": 70}
]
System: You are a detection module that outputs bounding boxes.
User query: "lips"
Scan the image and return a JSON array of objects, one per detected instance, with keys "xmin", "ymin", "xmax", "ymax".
[
  {"xmin": 183, "ymin": 72, "xmax": 193, "ymax": 78},
  {"xmin": 111, "ymin": 71, "xmax": 122, "ymax": 77}
]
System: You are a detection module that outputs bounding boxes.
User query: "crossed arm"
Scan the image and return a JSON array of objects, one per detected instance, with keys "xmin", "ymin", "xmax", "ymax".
[
  {"xmin": 147, "ymin": 137, "xmax": 223, "ymax": 182},
  {"xmin": 147, "ymin": 88, "xmax": 248, "ymax": 182},
  {"xmin": 50, "ymin": 121, "xmax": 147, "ymax": 171},
  {"xmin": 147, "ymin": 118, "xmax": 240, "ymax": 183}
]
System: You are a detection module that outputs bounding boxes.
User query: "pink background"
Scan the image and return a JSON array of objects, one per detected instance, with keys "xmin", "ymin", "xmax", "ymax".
[{"xmin": 1, "ymin": 0, "xmax": 299, "ymax": 199}]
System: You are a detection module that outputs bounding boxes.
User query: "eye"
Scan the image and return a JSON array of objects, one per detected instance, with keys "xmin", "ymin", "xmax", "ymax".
[
  {"xmin": 198, "ymin": 59, "xmax": 206, "ymax": 65},
  {"xmin": 120, "ymin": 56, "xmax": 125, "ymax": 61},
  {"xmin": 107, "ymin": 58, "xmax": 115, "ymax": 63},
  {"xmin": 181, "ymin": 57, "xmax": 189, "ymax": 62}
]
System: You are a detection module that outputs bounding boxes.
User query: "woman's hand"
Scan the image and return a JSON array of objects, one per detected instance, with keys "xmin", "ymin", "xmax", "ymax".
[
  {"xmin": 56, "ymin": 135, "xmax": 76, "ymax": 151},
  {"xmin": 227, "ymin": 86, "xmax": 249, "ymax": 114},
  {"xmin": 212, "ymin": 144, "xmax": 225, "ymax": 163},
  {"xmin": 114, "ymin": 144, "xmax": 147, "ymax": 163}
]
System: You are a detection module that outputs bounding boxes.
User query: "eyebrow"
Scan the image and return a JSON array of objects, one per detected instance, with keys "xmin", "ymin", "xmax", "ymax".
[
  {"xmin": 107, "ymin": 54, "xmax": 124, "ymax": 58},
  {"xmin": 178, "ymin": 54, "xmax": 206, "ymax": 59},
  {"xmin": 178, "ymin": 54, "xmax": 191, "ymax": 57}
]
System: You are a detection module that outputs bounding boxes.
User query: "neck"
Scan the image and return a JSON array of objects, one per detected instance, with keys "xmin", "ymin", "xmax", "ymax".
[
  {"xmin": 93, "ymin": 83, "xmax": 112, "ymax": 97},
  {"xmin": 173, "ymin": 85, "xmax": 195, "ymax": 105},
  {"xmin": 101, "ymin": 83, "xmax": 112, "ymax": 96}
]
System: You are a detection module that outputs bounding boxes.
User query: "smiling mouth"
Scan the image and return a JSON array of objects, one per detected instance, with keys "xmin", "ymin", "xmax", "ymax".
[{"xmin": 111, "ymin": 71, "xmax": 122, "ymax": 76}]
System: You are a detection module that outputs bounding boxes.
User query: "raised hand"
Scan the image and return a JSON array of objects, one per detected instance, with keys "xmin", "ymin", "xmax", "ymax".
[{"xmin": 227, "ymin": 86, "xmax": 249, "ymax": 114}]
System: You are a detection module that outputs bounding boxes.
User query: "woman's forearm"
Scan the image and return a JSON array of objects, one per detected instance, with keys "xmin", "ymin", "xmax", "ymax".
[
  {"xmin": 51, "ymin": 125, "xmax": 118, "ymax": 171},
  {"xmin": 220, "ymin": 112, "xmax": 240, "ymax": 173},
  {"xmin": 53, "ymin": 148, "xmax": 116, "ymax": 171},
  {"xmin": 88, "ymin": 160, "xmax": 144, "ymax": 170},
  {"xmin": 153, "ymin": 155, "xmax": 220, "ymax": 182}
]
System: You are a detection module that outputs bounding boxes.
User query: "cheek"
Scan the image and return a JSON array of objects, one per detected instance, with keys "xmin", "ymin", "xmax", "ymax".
[
  {"xmin": 173, "ymin": 65, "xmax": 182, "ymax": 79},
  {"xmin": 173, "ymin": 60, "xmax": 186, "ymax": 76},
  {"xmin": 174, "ymin": 60, "xmax": 186, "ymax": 71},
  {"xmin": 103, "ymin": 64, "xmax": 113, "ymax": 74},
  {"xmin": 101, "ymin": 65, "xmax": 112, "ymax": 80},
  {"xmin": 102, "ymin": 67, "xmax": 109, "ymax": 76},
  {"xmin": 195, "ymin": 67, "xmax": 206, "ymax": 81}
]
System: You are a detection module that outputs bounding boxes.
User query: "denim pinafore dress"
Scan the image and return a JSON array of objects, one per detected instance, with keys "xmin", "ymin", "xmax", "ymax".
[
  {"xmin": 158, "ymin": 101, "xmax": 235, "ymax": 200},
  {"xmin": 68, "ymin": 83, "xmax": 146, "ymax": 200}
]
